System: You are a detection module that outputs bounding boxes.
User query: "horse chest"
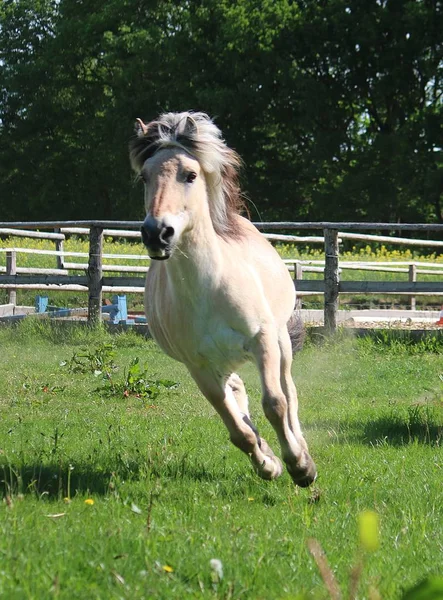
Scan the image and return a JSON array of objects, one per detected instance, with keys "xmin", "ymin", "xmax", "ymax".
[
  {"xmin": 149, "ymin": 296, "xmax": 252, "ymax": 371},
  {"xmin": 195, "ymin": 320, "xmax": 251, "ymax": 370}
]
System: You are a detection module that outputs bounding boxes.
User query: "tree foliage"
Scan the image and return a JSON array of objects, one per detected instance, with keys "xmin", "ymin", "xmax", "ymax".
[{"xmin": 1, "ymin": 0, "xmax": 442, "ymax": 223}]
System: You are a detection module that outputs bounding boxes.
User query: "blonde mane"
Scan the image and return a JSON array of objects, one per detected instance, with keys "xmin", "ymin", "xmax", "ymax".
[{"xmin": 129, "ymin": 111, "xmax": 246, "ymax": 238}]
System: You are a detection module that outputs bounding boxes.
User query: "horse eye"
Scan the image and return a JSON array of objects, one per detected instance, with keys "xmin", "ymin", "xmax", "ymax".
[{"xmin": 186, "ymin": 172, "xmax": 197, "ymax": 183}]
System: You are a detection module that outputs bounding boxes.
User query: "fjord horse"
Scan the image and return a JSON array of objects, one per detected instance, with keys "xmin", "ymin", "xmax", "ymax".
[{"xmin": 130, "ymin": 112, "xmax": 316, "ymax": 487}]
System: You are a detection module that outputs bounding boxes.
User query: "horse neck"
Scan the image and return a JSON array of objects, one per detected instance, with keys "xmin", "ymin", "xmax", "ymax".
[{"xmin": 165, "ymin": 211, "xmax": 224, "ymax": 292}]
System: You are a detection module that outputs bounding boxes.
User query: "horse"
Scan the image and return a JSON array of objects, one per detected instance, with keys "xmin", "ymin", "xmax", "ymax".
[{"xmin": 129, "ymin": 111, "xmax": 316, "ymax": 487}]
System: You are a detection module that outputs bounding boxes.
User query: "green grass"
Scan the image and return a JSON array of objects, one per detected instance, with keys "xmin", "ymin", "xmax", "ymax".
[{"xmin": 1, "ymin": 324, "xmax": 443, "ymax": 599}]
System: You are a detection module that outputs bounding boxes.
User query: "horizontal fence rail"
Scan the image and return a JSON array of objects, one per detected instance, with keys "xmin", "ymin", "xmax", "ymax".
[
  {"xmin": 296, "ymin": 281, "xmax": 443, "ymax": 293},
  {"xmin": 0, "ymin": 221, "xmax": 442, "ymax": 331},
  {"xmin": 1, "ymin": 220, "xmax": 443, "ymax": 231}
]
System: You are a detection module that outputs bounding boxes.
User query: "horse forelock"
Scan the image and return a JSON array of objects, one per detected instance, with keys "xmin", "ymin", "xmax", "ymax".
[{"xmin": 130, "ymin": 111, "xmax": 247, "ymax": 239}]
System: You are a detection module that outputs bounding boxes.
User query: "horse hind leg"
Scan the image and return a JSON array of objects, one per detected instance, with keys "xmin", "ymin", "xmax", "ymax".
[
  {"xmin": 279, "ymin": 328, "xmax": 317, "ymax": 486},
  {"xmin": 252, "ymin": 328, "xmax": 317, "ymax": 488},
  {"xmin": 226, "ymin": 373, "xmax": 283, "ymax": 480},
  {"xmin": 190, "ymin": 368, "xmax": 282, "ymax": 481}
]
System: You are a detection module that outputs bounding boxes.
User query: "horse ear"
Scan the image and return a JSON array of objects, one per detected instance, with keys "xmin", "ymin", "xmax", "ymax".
[
  {"xmin": 184, "ymin": 115, "xmax": 198, "ymax": 135},
  {"xmin": 135, "ymin": 118, "xmax": 148, "ymax": 137}
]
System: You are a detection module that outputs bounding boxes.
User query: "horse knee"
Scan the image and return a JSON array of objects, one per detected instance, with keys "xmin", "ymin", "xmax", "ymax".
[
  {"xmin": 226, "ymin": 373, "xmax": 246, "ymax": 395},
  {"xmin": 262, "ymin": 392, "xmax": 287, "ymax": 426}
]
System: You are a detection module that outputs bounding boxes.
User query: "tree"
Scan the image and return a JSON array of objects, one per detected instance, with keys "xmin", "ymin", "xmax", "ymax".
[{"xmin": 1, "ymin": 0, "xmax": 442, "ymax": 224}]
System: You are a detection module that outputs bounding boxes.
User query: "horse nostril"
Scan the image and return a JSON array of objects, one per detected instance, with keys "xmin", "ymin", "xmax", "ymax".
[
  {"xmin": 141, "ymin": 220, "xmax": 174, "ymax": 251},
  {"xmin": 161, "ymin": 226, "xmax": 175, "ymax": 243},
  {"xmin": 141, "ymin": 226, "xmax": 151, "ymax": 246}
]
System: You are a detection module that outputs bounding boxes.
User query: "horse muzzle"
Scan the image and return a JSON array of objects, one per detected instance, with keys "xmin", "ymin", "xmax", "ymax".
[{"xmin": 141, "ymin": 215, "xmax": 175, "ymax": 260}]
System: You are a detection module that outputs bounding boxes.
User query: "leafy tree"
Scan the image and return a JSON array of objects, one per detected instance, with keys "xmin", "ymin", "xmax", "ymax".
[{"xmin": 1, "ymin": 0, "xmax": 442, "ymax": 224}]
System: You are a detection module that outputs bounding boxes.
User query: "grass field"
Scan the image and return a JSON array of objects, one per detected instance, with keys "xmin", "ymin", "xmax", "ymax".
[{"xmin": 1, "ymin": 323, "xmax": 442, "ymax": 599}]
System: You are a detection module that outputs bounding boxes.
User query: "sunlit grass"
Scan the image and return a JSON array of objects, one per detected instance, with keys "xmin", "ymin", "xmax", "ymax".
[
  {"xmin": 1, "ymin": 325, "xmax": 442, "ymax": 598},
  {"xmin": 1, "ymin": 236, "xmax": 442, "ymax": 267}
]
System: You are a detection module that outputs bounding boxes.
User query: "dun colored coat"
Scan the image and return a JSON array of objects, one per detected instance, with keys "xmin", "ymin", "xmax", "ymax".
[{"xmin": 130, "ymin": 112, "xmax": 316, "ymax": 487}]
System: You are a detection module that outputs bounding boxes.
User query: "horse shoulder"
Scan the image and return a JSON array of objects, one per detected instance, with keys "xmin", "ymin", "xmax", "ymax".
[{"xmin": 222, "ymin": 222, "xmax": 295, "ymax": 321}]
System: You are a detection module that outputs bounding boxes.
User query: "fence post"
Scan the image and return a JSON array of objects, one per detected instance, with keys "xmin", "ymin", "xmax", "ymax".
[
  {"xmin": 6, "ymin": 250, "xmax": 16, "ymax": 306},
  {"xmin": 408, "ymin": 264, "xmax": 416, "ymax": 311},
  {"xmin": 294, "ymin": 261, "xmax": 303, "ymax": 310},
  {"xmin": 54, "ymin": 228, "xmax": 65, "ymax": 270},
  {"xmin": 324, "ymin": 229, "xmax": 339, "ymax": 333},
  {"xmin": 295, "ymin": 261, "xmax": 303, "ymax": 282},
  {"xmin": 87, "ymin": 226, "xmax": 103, "ymax": 325}
]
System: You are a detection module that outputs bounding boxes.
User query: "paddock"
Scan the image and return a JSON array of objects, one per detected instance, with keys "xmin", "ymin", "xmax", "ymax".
[
  {"xmin": 1, "ymin": 220, "xmax": 442, "ymax": 334},
  {"xmin": 1, "ymin": 220, "xmax": 442, "ymax": 596},
  {"xmin": 0, "ymin": 323, "xmax": 442, "ymax": 598}
]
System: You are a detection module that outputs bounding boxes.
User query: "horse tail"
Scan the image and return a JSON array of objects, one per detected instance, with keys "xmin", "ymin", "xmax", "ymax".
[{"xmin": 287, "ymin": 311, "xmax": 305, "ymax": 354}]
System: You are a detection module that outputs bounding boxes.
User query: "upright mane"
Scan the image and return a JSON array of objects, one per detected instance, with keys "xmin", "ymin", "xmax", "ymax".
[{"xmin": 129, "ymin": 111, "xmax": 247, "ymax": 238}]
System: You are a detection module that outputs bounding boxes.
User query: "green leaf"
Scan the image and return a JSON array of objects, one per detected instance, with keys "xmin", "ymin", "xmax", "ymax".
[
  {"xmin": 157, "ymin": 379, "xmax": 179, "ymax": 389},
  {"xmin": 402, "ymin": 578, "xmax": 443, "ymax": 600}
]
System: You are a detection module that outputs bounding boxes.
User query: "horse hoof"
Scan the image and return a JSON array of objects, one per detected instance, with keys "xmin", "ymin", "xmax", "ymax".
[
  {"xmin": 286, "ymin": 454, "xmax": 317, "ymax": 488},
  {"xmin": 294, "ymin": 471, "xmax": 317, "ymax": 488},
  {"xmin": 253, "ymin": 455, "xmax": 283, "ymax": 480}
]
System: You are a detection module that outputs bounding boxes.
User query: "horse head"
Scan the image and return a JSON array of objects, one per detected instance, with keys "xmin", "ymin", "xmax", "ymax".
[{"xmin": 130, "ymin": 111, "xmax": 245, "ymax": 259}]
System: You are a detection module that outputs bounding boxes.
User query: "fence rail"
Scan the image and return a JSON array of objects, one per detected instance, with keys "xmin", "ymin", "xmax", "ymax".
[
  {"xmin": 1, "ymin": 220, "xmax": 443, "ymax": 231},
  {"xmin": 1, "ymin": 221, "xmax": 442, "ymax": 332}
]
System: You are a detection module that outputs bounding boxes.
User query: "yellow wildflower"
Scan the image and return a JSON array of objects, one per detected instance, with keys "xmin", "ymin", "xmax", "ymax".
[
  {"xmin": 358, "ymin": 510, "xmax": 380, "ymax": 552},
  {"xmin": 84, "ymin": 498, "xmax": 95, "ymax": 506},
  {"xmin": 162, "ymin": 565, "xmax": 173, "ymax": 573}
]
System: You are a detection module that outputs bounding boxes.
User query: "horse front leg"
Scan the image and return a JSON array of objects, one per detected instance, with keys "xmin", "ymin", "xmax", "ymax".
[
  {"xmin": 252, "ymin": 328, "xmax": 317, "ymax": 488},
  {"xmin": 226, "ymin": 373, "xmax": 283, "ymax": 478},
  {"xmin": 189, "ymin": 368, "xmax": 283, "ymax": 480}
]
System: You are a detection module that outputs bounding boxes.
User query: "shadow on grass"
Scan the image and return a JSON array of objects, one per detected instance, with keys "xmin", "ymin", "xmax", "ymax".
[
  {"xmin": 357, "ymin": 414, "xmax": 443, "ymax": 446},
  {"xmin": 0, "ymin": 455, "xmax": 232, "ymax": 499},
  {"xmin": 1, "ymin": 462, "xmax": 118, "ymax": 498},
  {"xmin": 315, "ymin": 405, "xmax": 443, "ymax": 447}
]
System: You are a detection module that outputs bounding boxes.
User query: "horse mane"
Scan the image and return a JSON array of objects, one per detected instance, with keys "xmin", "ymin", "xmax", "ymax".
[{"xmin": 129, "ymin": 111, "xmax": 247, "ymax": 239}]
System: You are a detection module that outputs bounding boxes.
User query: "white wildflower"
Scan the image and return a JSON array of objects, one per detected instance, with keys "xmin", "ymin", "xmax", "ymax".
[{"xmin": 209, "ymin": 558, "xmax": 223, "ymax": 582}]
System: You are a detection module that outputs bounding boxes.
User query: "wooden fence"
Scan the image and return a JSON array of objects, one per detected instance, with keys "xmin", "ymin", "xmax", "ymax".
[{"xmin": 0, "ymin": 220, "xmax": 442, "ymax": 332}]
